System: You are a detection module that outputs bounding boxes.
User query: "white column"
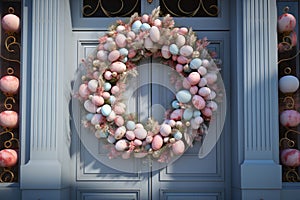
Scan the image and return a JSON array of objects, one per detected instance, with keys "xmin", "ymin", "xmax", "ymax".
[
  {"xmin": 20, "ymin": 0, "xmax": 73, "ymax": 199},
  {"xmin": 240, "ymin": 0, "xmax": 281, "ymax": 199}
]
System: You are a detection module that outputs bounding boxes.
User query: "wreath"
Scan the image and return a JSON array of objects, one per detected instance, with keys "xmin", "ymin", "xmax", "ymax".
[{"xmin": 73, "ymin": 7, "xmax": 225, "ymax": 165}]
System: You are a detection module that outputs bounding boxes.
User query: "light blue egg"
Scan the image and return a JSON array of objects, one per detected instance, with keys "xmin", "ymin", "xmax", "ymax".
[
  {"xmin": 193, "ymin": 110, "xmax": 201, "ymax": 117},
  {"xmin": 170, "ymin": 44, "xmax": 179, "ymax": 55},
  {"xmin": 172, "ymin": 100, "xmax": 180, "ymax": 109},
  {"xmin": 140, "ymin": 23, "xmax": 151, "ymax": 31},
  {"xmin": 109, "ymin": 95, "xmax": 116, "ymax": 104},
  {"xmin": 190, "ymin": 58, "xmax": 202, "ymax": 70},
  {"xmin": 119, "ymin": 48, "xmax": 128, "ymax": 56},
  {"xmin": 104, "ymin": 82, "xmax": 112, "ymax": 91},
  {"xmin": 173, "ymin": 131, "xmax": 183, "ymax": 140},
  {"xmin": 183, "ymin": 108, "xmax": 193, "ymax": 121},
  {"xmin": 126, "ymin": 120, "xmax": 136, "ymax": 131},
  {"xmin": 176, "ymin": 90, "xmax": 192, "ymax": 103},
  {"xmin": 132, "ymin": 20, "xmax": 142, "ymax": 33},
  {"xmin": 101, "ymin": 104, "xmax": 112, "ymax": 116},
  {"xmin": 85, "ymin": 113, "xmax": 94, "ymax": 121},
  {"xmin": 97, "ymin": 130, "xmax": 109, "ymax": 138},
  {"xmin": 121, "ymin": 57, "xmax": 128, "ymax": 63}
]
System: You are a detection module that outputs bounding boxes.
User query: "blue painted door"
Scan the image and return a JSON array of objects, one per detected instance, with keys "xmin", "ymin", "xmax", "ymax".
[{"xmin": 70, "ymin": 1, "xmax": 231, "ymax": 199}]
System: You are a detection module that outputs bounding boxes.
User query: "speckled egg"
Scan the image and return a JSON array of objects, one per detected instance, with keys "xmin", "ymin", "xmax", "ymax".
[
  {"xmin": 102, "ymin": 92, "xmax": 110, "ymax": 100},
  {"xmin": 152, "ymin": 134, "xmax": 163, "ymax": 150},
  {"xmin": 170, "ymin": 109, "xmax": 183, "ymax": 121},
  {"xmin": 101, "ymin": 104, "xmax": 112, "ymax": 117},
  {"xmin": 176, "ymin": 64, "xmax": 183, "ymax": 73},
  {"xmin": 84, "ymin": 100, "xmax": 97, "ymax": 113},
  {"xmin": 180, "ymin": 45, "xmax": 193, "ymax": 57},
  {"xmin": 1, "ymin": 13, "xmax": 20, "ymax": 32},
  {"xmin": 160, "ymin": 124, "xmax": 172, "ymax": 136},
  {"xmin": 108, "ymin": 50, "xmax": 121, "ymax": 62},
  {"xmin": 176, "ymin": 90, "xmax": 192, "ymax": 103},
  {"xmin": 190, "ymin": 118, "xmax": 200, "ymax": 130},
  {"xmin": 278, "ymin": 12, "xmax": 296, "ymax": 33},
  {"xmin": 115, "ymin": 34, "xmax": 127, "ymax": 48},
  {"xmin": 179, "ymin": 27, "xmax": 188, "ymax": 35},
  {"xmin": 149, "ymin": 26, "xmax": 160, "ymax": 42},
  {"xmin": 110, "ymin": 61, "xmax": 126, "ymax": 73},
  {"xmin": 281, "ymin": 148, "xmax": 300, "ymax": 167},
  {"xmin": 192, "ymin": 95, "xmax": 206, "ymax": 110},
  {"xmin": 88, "ymin": 79, "xmax": 98, "ymax": 92},
  {"xmin": 188, "ymin": 72, "xmax": 201, "ymax": 85},
  {"xmin": 114, "ymin": 126, "xmax": 126, "ymax": 139},
  {"xmin": 280, "ymin": 110, "xmax": 300, "ymax": 127},
  {"xmin": 172, "ymin": 140, "xmax": 185, "ymax": 155},
  {"xmin": 176, "ymin": 35, "xmax": 186, "ymax": 47},
  {"xmin": 114, "ymin": 115, "xmax": 125, "ymax": 127},
  {"xmin": 202, "ymin": 107, "xmax": 213, "ymax": 117},
  {"xmin": 134, "ymin": 139, "xmax": 142, "ymax": 146},
  {"xmin": 0, "ymin": 111, "xmax": 18, "ymax": 128},
  {"xmin": 194, "ymin": 116, "xmax": 204, "ymax": 124},
  {"xmin": 0, "ymin": 149, "xmax": 18, "ymax": 167},
  {"xmin": 126, "ymin": 131, "xmax": 135, "ymax": 140},
  {"xmin": 0, "ymin": 75, "xmax": 19, "ymax": 94},
  {"xmin": 198, "ymin": 78, "xmax": 208, "ymax": 87},
  {"xmin": 207, "ymin": 101, "xmax": 218, "ymax": 112},
  {"xmin": 115, "ymin": 139, "xmax": 128, "ymax": 151},
  {"xmin": 134, "ymin": 128, "xmax": 147, "ymax": 140},
  {"xmin": 114, "ymin": 105, "xmax": 125, "ymax": 115},
  {"xmin": 279, "ymin": 75, "xmax": 299, "ymax": 94},
  {"xmin": 127, "ymin": 31, "xmax": 136, "ymax": 40},
  {"xmin": 104, "ymin": 41, "xmax": 116, "ymax": 51}
]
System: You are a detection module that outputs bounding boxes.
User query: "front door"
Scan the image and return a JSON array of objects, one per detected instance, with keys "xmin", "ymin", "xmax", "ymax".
[{"xmin": 70, "ymin": 1, "xmax": 231, "ymax": 199}]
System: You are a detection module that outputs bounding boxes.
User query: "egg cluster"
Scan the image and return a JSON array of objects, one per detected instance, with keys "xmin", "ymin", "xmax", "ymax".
[{"xmin": 76, "ymin": 7, "xmax": 222, "ymax": 162}]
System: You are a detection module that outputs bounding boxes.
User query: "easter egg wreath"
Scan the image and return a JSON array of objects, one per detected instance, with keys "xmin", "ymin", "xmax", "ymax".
[{"xmin": 74, "ymin": 7, "xmax": 224, "ymax": 163}]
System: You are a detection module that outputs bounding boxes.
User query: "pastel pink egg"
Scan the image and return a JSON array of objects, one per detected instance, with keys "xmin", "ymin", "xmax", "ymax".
[
  {"xmin": 152, "ymin": 134, "xmax": 163, "ymax": 150},
  {"xmin": 188, "ymin": 72, "xmax": 201, "ymax": 85},
  {"xmin": 104, "ymin": 71, "xmax": 112, "ymax": 80},
  {"xmin": 110, "ymin": 61, "xmax": 126, "ymax": 73},
  {"xmin": 177, "ymin": 55, "xmax": 189, "ymax": 64},
  {"xmin": 142, "ymin": 14, "xmax": 149, "ymax": 23},
  {"xmin": 280, "ymin": 110, "xmax": 300, "ymax": 127},
  {"xmin": 126, "ymin": 131, "xmax": 135, "ymax": 140},
  {"xmin": 179, "ymin": 27, "xmax": 188, "ymax": 35},
  {"xmin": 201, "ymin": 59, "xmax": 210, "ymax": 68},
  {"xmin": 91, "ymin": 95, "xmax": 104, "ymax": 106},
  {"xmin": 111, "ymin": 86, "xmax": 120, "ymax": 95},
  {"xmin": 128, "ymin": 49, "xmax": 137, "ymax": 58},
  {"xmin": 116, "ymin": 25, "xmax": 125, "ymax": 32},
  {"xmin": 97, "ymin": 50, "xmax": 108, "ymax": 61},
  {"xmin": 198, "ymin": 87, "xmax": 211, "ymax": 97},
  {"xmin": 84, "ymin": 100, "xmax": 97, "ymax": 113},
  {"xmin": 149, "ymin": 26, "xmax": 160, "ymax": 43},
  {"xmin": 114, "ymin": 105, "xmax": 125, "ymax": 115},
  {"xmin": 160, "ymin": 124, "xmax": 172, "ymax": 137},
  {"xmin": 115, "ymin": 139, "xmax": 128, "ymax": 151},
  {"xmin": 134, "ymin": 139, "xmax": 143, "ymax": 146},
  {"xmin": 114, "ymin": 126, "xmax": 126, "ymax": 139},
  {"xmin": 146, "ymin": 135, "xmax": 153, "ymax": 143},
  {"xmin": 198, "ymin": 78, "xmax": 208, "ymax": 87},
  {"xmin": 115, "ymin": 34, "xmax": 127, "ymax": 48},
  {"xmin": 127, "ymin": 31, "xmax": 136, "ymax": 39},
  {"xmin": 194, "ymin": 116, "xmax": 204, "ymax": 125},
  {"xmin": 198, "ymin": 66, "xmax": 207, "ymax": 76},
  {"xmin": 0, "ymin": 149, "xmax": 18, "ymax": 167},
  {"xmin": 0, "ymin": 75, "xmax": 19, "ymax": 94},
  {"xmin": 281, "ymin": 148, "xmax": 300, "ymax": 167},
  {"xmin": 91, "ymin": 114, "xmax": 102, "ymax": 125},
  {"xmin": 108, "ymin": 50, "xmax": 120, "ymax": 62},
  {"xmin": 180, "ymin": 45, "xmax": 193, "ymax": 57},
  {"xmin": 102, "ymin": 92, "xmax": 110, "ymax": 99},
  {"xmin": 172, "ymin": 140, "xmax": 185, "ymax": 155},
  {"xmin": 176, "ymin": 35, "xmax": 186, "ymax": 47},
  {"xmin": 134, "ymin": 128, "xmax": 147, "ymax": 140},
  {"xmin": 175, "ymin": 64, "xmax": 183, "ymax": 73},
  {"xmin": 0, "ymin": 111, "xmax": 18, "ymax": 128},
  {"xmin": 170, "ymin": 109, "xmax": 183, "ymax": 121},
  {"xmin": 202, "ymin": 107, "xmax": 212, "ymax": 117},
  {"xmin": 114, "ymin": 115, "xmax": 125, "ymax": 127},
  {"xmin": 278, "ymin": 13, "xmax": 296, "ymax": 33},
  {"xmin": 192, "ymin": 95, "xmax": 206, "ymax": 110},
  {"xmin": 190, "ymin": 86, "xmax": 198, "ymax": 95},
  {"xmin": 106, "ymin": 111, "xmax": 116, "ymax": 122},
  {"xmin": 153, "ymin": 19, "xmax": 162, "ymax": 27},
  {"xmin": 1, "ymin": 14, "xmax": 20, "ymax": 32},
  {"xmin": 88, "ymin": 79, "xmax": 98, "ymax": 92},
  {"xmin": 161, "ymin": 45, "xmax": 171, "ymax": 59}
]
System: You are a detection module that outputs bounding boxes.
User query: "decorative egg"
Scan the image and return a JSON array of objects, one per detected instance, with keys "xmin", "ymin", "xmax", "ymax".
[
  {"xmin": 0, "ymin": 111, "xmax": 18, "ymax": 128},
  {"xmin": 176, "ymin": 64, "xmax": 183, "ymax": 73},
  {"xmin": 188, "ymin": 72, "xmax": 201, "ymax": 85},
  {"xmin": 146, "ymin": 135, "xmax": 153, "ymax": 143},
  {"xmin": 131, "ymin": 20, "xmax": 142, "ymax": 33},
  {"xmin": 205, "ymin": 73, "xmax": 218, "ymax": 85},
  {"xmin": 202, "ymin": 107, "xmax": 213, "ymax": 117},
  {"xmin": 78, "ymin": 84, "xmax": 90, "ymax": 98},
  {"xmin": 140, "ymin": 23, "xmax": 151, "ymax": 31},
  {"xmin": 281, "ymin": 148, "xmax": 300, "ymax": 167},
  {"xmin": 190, "ymin": 118, "xmax": 199, "ymax": 129},
  {"xmin": 161, "ymin": 45, "xmax": 171, "ymax": 59},
  {"xmin": 152, "ymin": 134, "xmax": 163, "ymax": 150},
  {"xmin": 134, "ymin": 128, "xmax": 147, "ymax": 140},
  {"xmin": 194, "ymin": 116, "xmax": 204, "ymax": 124},
  {"xmin": 119, "ymin": 48, "xmax": 129, "ymax": 56},
  {"xmin": 88, "ymin": 79, "xmax": 98, "ymax": 92},
  {"xmin": 153, "ymin": 18, "xmax": 162, "ymax": 27},
  {"xmin": 171, "ymin": 100, "xmax": 180, "ymax": 109},
  {"xmin": 107, "ymin": 135, "xmax": 116, "ymax": 144},
  {"xmin": 177, "ymin": 55, "xmax": 189, "ymax": 64},
  {"xmin": 84, "ymin": 100, "xmax": 97, "ymax": 113},
  {"xmin": 95, "ymin": 130, "xmax": 108, "ymax": 138},
  {"xmin": 1, "ymin": 13, "xmax": 20, "ymax": 32},
  {"xmin": 102, "ymin": 91, "xmax": 110, "ymax": 99},
  {"xmin": 114, "ymin": 126, "xmax": 126, "ymax": 139},
  {"xmin": 198, "ymin": 66, "xmax": 207, "ymax": 76},
  {"xmin": 109, "ymin": 95, "xmax": 116, "ymax": 104},
  {"xmin": 115, "ymin": 139, "xmax": 128, "ymax": 151},
  {"xmin": 278, "ymin": 12, "xmax": 296, "ymax": 33},
  {"xmin": 116, "ymin": 25, "xmax": 125, "ymax": 32},
  {"xmin": 0, "ymin": 149, "xmax": 18, "ymax": 167},
  {"xmin": 111, "ymin": 86, "xmax": 120, "ymax": 94},
  {"xmin": 107, "ymin": 110, "xmax": 116, "ymax": 121},
  {"xmin": 115, "ymin": 34, "xmax": 127, "ymax": 48},
  {"xmin": 183, "ymin": 108, "xmax": 193, "ymax": 121},
  {"xmin": 97, "ymin": 50, "xmax": 108, "ymax": 61},
  {"xmin": 0, "ymin": 75, "xmax": 19, "ymax": 94},
  {"xmin": 110, "ymin": 61, "xmax": 126, "ymax": 73},
  {"xmin": 170, "ymin": 109, "xmax": 183, "ymax": 121},
  {"xmin": 114, "ymin": 105, "xmax": 125, "ymax": 115},
  {"xmin": 176, "ymin": 90, "xmax": 192, "ymax": 103},
  {"xmin": 104, "ymin": 71, "xmax": 112, "ymax": 80},
  {"xmin": 149, "ymin": 26, "xmax": 160, "ymax": 42},
  {"xmin": 108, "ymin": 50, "xmax": 121, "ymax": 62},
  {"xmin": 173, "ymin": 131, "xmax": 182, "ymax": 140},
  {"xmin": 172, "ymin": 140, "xmax": 185, "ymax": 155},
  {"xmin": 114, "ymin": 115, "xmax": 125, "ymax": 127},
  {"xmin": 133, "ymin": 139, "xmax": 142, "ymax": 146},
  {"xmin": 142, "ymin": 14, "xmax": 149, "ymax": 23},
  {"xmin": 135, "ymin": 123, "xmax": 144, "ymax": 129},
  {"xmin": 192, "ymin": 95, "xmax": 206, "ymax": 110},
  {"xmin": 279, "ymin": 75, "xmax": 299, "ymax": 93},
  {"xmin": 202, "ymin": 59, "xmax": 210, "ymax": 68},
  {"xmin": 85, "ymin": 113, "xmax": 94, "ymax": 121},
  {"xmin": 179, "ymin": 27, "xmax": 188, "ymax": 35},
  {"xmin": 190, "ymin": 58, "xmax": 202, "ymax": 70},
  {"xmin": 193, "ymin": 110, "xmax": 201, "ymax": 117},
  {"xmin": 168, "ymin": 119, "xmax": 176, "ymax": 127},
  {"xmin": 205, "ymin": 90, "xmax": 216, "ymax": 100},
  {"xmin": 176, "ymin": 35, "xmax": 186, "ymax": 47},
  {"xmin": 144, "ymin": 37, "xmax": 154, "ymax": 50},
  {"xmin": 198, "ymin": 87, "xmax": 211, "ymax": 97},
  {"xmin": 169, "ymin": 44, "xmax": 179, "ymax": 55},
  {"xmin": 103, "ymin": 82, "xmax": 112, "ymax": 91},
  {"xmin": 160, "ymin": 124, "xmax": 172, "ymax": 136},
  {"xmin": 126, "ymin": 120, "xmax": 136, "ymax": 131},
  {"xmin": 198, "ymin": 78, "xmax": 208, "ymax": 87},
  {"xmin": 180, "ymin": 45, "xmax": 193, "ymax": 57},
  {"xmin": 91, "ymin": 114, "xmax": 102, "ymax": 125},
  {"xmin": 104, "ymin": 41, "xmax": 116, "ymax": 51},
  {"xmin": 280, "ymin": 110, "xmax": 300, "ymax": 127},
  {"xmin": 126, "ymin": 131, "xmax": 135, "ymax": 140},
  {"xmin": 207, "ymin": 101, "xmax": 218, "ymax": 111},
  {"xmin": 190, "ymin": 86, "xmax": 198, "ymax": 95},
  {"xmin": 101, "ymin": 104, "xmax": 112, "ymax": 117},
  {"xmin": 128, "ymin": 49, "xmax": 137, "ymax": 58}
]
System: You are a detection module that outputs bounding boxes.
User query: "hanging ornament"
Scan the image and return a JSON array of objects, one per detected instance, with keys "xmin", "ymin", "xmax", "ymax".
[
  {"xmin": 281, "ymin": 148, "xmax": 300, "ymax": 167},
  {"xmin": 279, "ymin": 75, "xmax": 299, "ymax": 94},
  {"xmin": 1, "ymin": 7, "xmax": 20, "ymax": 33},
  {"xmin": 0, "ymin": 149, "xmax": 18, "ymax": 167}
]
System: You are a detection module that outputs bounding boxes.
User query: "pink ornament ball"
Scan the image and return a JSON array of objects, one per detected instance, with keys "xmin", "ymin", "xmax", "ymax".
[
  {"xmin": 0, "ymin": 75, "xmax": 19, "ymax": 94},
  {"xmin": 172, "ymin": 140, "xmax": 185, "ymax": 155},
  {"xmin": 281, "ymin": 148, "xmax": 300, "ymax": 167},
  {"xmin": 0, "ymin": 149, "xmax": 18, "ymax": 167},
  {"xmin": 1, "ymin": 13, "xmax": 20, "ymax": 32},
  {"xmin": 280, "ymin": 110, "xmax": 300, "ymax": 127},
  {"xmin": 0, "ymin": 110, "xmax": 18, "ymax": 128},
  {"xmin": 278, "ymin": 13, "xmax": 296, "ymax": 33}
]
